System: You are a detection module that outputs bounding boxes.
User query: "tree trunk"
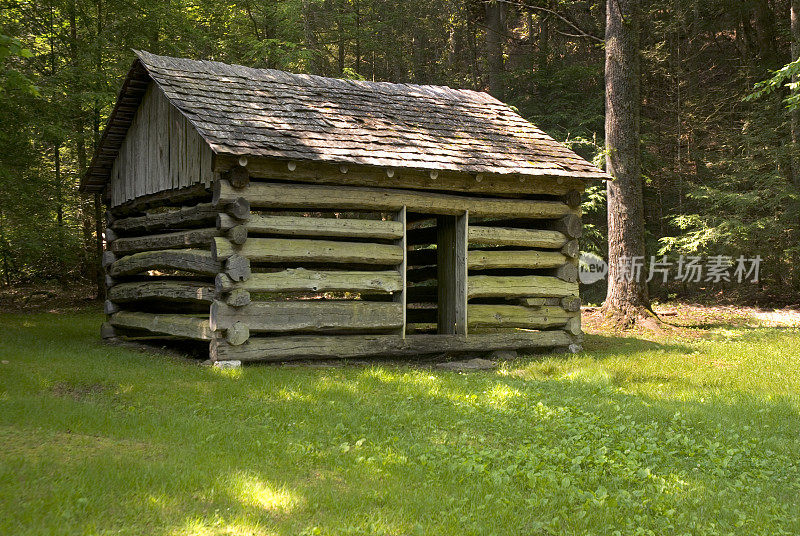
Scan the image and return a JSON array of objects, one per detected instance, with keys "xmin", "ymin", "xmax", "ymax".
[
  {"xmin": 485, "ymin": 0, "xmax": 505, "ymax": 98},
  {"xmin": 791, "ymin": 0, "xmax": 800, "ymax": 188},
  {"xmin": 337, "ymin": 0, "xmax": 346, "ymax": 74},
  {"xmin": 0, "ymin": 210, "xmax": 10, "ymax": 286},
  {"xmin": 603, "ymin": 0, "xmax": 651, "ymax": 326},
  {"xmin": 55, "ymin": 143, "xmax": 63, "ymax": 231},
  {"xmin": 94, "ymin": 0, "xmax": 106, "ymax": 300},
  {"xmin": 94, "ymin": 193, "xmax": 105, "ymax": 300},
  {"xmin": 753, "ymin": 0, "xmax": 779, "ymax": 70},
  {"xmin": 536, "ymin": 10, "xmax": 549, "ymax": 71}
]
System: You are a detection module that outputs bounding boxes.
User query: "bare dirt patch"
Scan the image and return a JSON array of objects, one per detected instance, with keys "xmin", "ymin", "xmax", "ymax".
[
  {"xmin": 582, "ymin": 303, "xmax": 800, "ymax": 341},
  {"xmin": 0, "ymin": 283, "xmax": 99, "ymax": 313},
  {"xmin": 51, "ymin": 382, "xmax": 107, "ymax": 400}
]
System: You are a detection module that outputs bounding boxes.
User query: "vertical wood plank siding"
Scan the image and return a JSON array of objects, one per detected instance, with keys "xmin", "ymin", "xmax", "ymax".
[{"xmin": 110, "ymin": 83, "xmax": 213, "ymax": 207}]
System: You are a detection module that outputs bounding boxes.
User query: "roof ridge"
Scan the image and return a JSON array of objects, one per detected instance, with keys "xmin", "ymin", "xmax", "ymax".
[{"xmin": 133, "ymin": 50, "xmax": 499, "ymax": 104}]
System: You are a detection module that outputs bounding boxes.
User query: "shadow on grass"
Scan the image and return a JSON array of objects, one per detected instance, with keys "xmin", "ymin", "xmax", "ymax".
[{"xmin": 580, "ymin": 333, "xmax": 696, "ymax": 356}]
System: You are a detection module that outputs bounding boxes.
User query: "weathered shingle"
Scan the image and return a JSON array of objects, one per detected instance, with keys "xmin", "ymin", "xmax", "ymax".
[{"xmin": 82, "ymin": 51, "xmax": 608, "ymax": 192}]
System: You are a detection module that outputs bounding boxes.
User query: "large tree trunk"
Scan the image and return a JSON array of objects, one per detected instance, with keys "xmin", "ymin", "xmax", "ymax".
[
  {"xmin": 485, "ymin": 0, "xmax": 505, "ymax": 98},
  {"xmin": 603, "ymin": 0, "xmax": 650, "ymax": 326},
  {"xmin": 753, "ymin": 0, "xmax": 779, "ymax": 70},
  {"xmin": 791, "ymin": 0, "xmax": 800, "ymax": 188}
]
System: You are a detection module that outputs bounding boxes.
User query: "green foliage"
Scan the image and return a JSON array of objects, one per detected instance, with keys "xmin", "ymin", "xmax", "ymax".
[
  {"xmin": 1, "ymin": 0, "xmax": 798, "ymax": 303},
  {"xmin": 748, "ymin": 58, "xmax": 800, "ymax": 111}
]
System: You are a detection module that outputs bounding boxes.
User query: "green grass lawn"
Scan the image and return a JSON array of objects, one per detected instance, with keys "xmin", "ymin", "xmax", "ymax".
[{"xmin": 1, "ymin": 311, "xmax": 799, "ymax": 535}]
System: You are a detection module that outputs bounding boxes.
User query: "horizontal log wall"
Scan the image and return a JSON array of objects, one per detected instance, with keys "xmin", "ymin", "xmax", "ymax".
[
  {"xmin": 465, "ymin": 203, "xmax": 582, "ymax": 335},
  {"xmin": 103, "ymin": 164, "xmax": 583, "ymax": 359},
  {"xmin": 104, "ymin": 193, "xmax": 225, "ymax": 342},
  {"xmin": 208, "ymin": 172, "xmax": 410, "ymax": 348}
]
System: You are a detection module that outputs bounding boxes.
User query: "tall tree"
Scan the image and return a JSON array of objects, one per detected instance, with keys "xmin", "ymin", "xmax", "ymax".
[
  {"xmin": 485, "ymin": 0, "xmax": 505, "ymax": 98},
  {"xmin": 602, "ymin": 0, "xmax": 651, "ymax": 326},
  {"xmin": 792, "ymin": 0, "xmax": 800, "ymax": 187}
]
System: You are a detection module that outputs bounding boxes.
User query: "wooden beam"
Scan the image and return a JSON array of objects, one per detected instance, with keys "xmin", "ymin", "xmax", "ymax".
[
  {"xmin": 110, "ymin": 183, "xmax": 210, "ymax": 216},
  {"xmin": 551, "ymin": 214, "xmax": 582, "ymax": 238},
  {"xmin": 112, "ymin": 203, "xmax": 218, "ymax": 234},
  {"xmin": 226, "ymin": 225, "xmax": 248, "ymax": 245},
  {"xmin": 561, "ymin": 240, "xmax": 580, "ymax": 258},
  {"xmin": 217, "ymin": 213, "xmax": 404, "ymax": 240},
  {"xmin": 215, "ymin": 268, "xmax": 402, "ymax": 295},
  {"xmin": 109, "ymin": 311, "xmax": 213, "ymax": 340},
  {"xmin": 220, "ymin": 196, "xmax": 251, "ymax": 220},
  {"xmin": 468, "ymin": 304, "xmax": 577, "ymax": 330},
  {"xmin": 209, "ymin": 331, "xmax": 575, "ymax": 362},
  {"xmin": 213, "ymin": 180, "xmax": 573, "ymax": 219},
  {"xmin": 227, "ymin": 164, "xmax": 250, "ymax": 189},
  {"xmin": 211, "ymin": 237, "xmax": 404, "ymax": 265},
  {"xmin": 225, "ymin": 254, "xmax": 251, "ymax": 281},
  {"xmin": 468, "ymin": 226, "xmax": 567, "ymax": 248},
  {"xmin": 437, "ymin": 212, "xmax": 468, "ymax": 335},
  {"xmin": 225, "ymin": 321, "xmax": 250, "ymax": 345},
  {"xmin": 561, "ymin": 295, "xmax": 581, "ymax": 312},
  {"xmin": 225, "ymin": 288, "xmax": 251, "ymax": 307},
  {"xmin": 564, "ymin": 190, "xmax": 581, "ymax": 208},
  {"xmin": 111, "ymin": 228, "xmax": 220, "ymax": 254},
  {"xmin": 555, "ymin": 263, "xmax": 579, "ymax": 283},
  {"xmin": 213, "ymin": 154, "xmax": 589, "ymax": 197},
  {"xmin": 468, "ymin": 275, "xmax": 578, "ymax": 298},
  {"xmin": 209, "ymin": 300, "xmax": 404, "ymax": 333},
  {"xmin": 395, "ymin": 206, "xmax": 407, "ymax": 338},
  {"xmin": 564, "ymin": 316, "xmax": 582, "ymax": 336},
  {"xmin": 467, "ymin": 250, "xmax": 567, "ymax": 270},
  {"xmin": 109, "ymin": 249, "xmax": 221, "ymax": 277},
  {"xmin": 108, "ymin": 280, "xmax": 215, "ymax": 303}
]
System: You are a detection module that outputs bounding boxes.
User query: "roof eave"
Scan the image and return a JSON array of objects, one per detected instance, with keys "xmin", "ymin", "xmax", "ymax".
[{"xmin": 79, "ymin": 58, "xmax": 151, "ymax": 193}]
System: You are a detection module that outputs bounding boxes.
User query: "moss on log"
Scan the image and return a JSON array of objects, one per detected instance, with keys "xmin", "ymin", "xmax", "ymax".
[
  {"xmin": 468, "ymin": 275, "xmax": 578, "ymax": 298},
  {"xmin": 468, "ymin": 304, "xmax": 577, "ymax": 329},
  {"xmin": 213, "ymin": 180, "xmax": 573, "ymax": 219},
  {"xmin": 109, "ymin": 249, "xmax": 221, "ymax": 277},
  {"xmin": 215, "ymin": 269, "xmax": 403, "ymax": 295},
  {"xmin": 210, "ymin": 331, "xmax": 575, "ymax": 362},
  {"xmin": 211, "ymin": 237, "xmax": 404, "ymax": 265},
  {"xmin": 468, "ymin": 250, "xmax": 567, "ymax": 270},
  {"xmin": 217, "ymin": 213, "xmax": 404, "ymax": 240},
  {"xmin": 108, "ymin": 280, "xmax": 215, "ymax": 304},
  {"xmin": 209, "ymin": 300, "xmax": 404, "ymax": 333},
  {"xmin": 467, "ymin": 226, "xmax": 567, "ymax": 248},
  {"xmin": 109, "ymin": 311, "xmax": 213, "ymax": 340}
]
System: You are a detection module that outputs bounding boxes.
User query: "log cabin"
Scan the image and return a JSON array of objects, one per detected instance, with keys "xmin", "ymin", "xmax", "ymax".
[{"xmin": 80, "ymin": 50, "xmax": 609, "ymax": 364}]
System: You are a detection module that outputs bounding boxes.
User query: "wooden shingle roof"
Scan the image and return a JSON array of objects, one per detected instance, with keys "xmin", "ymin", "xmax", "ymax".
[{"xmin": 82, "ymin": 50, "xmax": 608, "ymax": 193}]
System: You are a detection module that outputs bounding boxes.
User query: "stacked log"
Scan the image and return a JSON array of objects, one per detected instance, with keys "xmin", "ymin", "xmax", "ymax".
[
  {"xmin": 102, "ymin": 187, "xmax": 220, "ymax": 341},
  {"xmin": 208, "ymin": 174, "xmax": 408, "ymax": 350},
  {"xmin": 465, "ymin": 192, "xmax": 583, "ymax": 337},
  {"xmin": 103, "ymin": 172, "xmax": 583, "ymax": 360}
]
